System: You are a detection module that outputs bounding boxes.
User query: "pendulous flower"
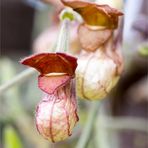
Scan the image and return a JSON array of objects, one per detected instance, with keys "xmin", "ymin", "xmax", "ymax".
[
  {"xmin": 61, "ymin": 0, "xmax": 124, "ymax": 100},
  {"xmin": 76, "ymin": 31, "xmax": 124, "ymax": 100},
  {"xmin": 61, "ymin": 0, "xmax": 123, "ymax": 51},
  {"xmin": 21, "ymin": 52, "xmax": 78, "ymax": 142}
]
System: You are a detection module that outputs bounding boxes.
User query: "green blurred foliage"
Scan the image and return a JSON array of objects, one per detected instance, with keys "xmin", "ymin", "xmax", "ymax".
[
  {"xmin": 138, "ymin": 44, "xmax": 148, "ymax": 57},
  {"xmin": 4, "ymin": 125, "xmax": 23, "ymax": 148}
]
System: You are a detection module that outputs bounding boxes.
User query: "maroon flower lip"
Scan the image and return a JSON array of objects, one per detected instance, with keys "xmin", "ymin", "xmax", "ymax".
[
  {"xmin": 21, "ymin": 52, "xmax": 77, "ymax": 94},
  {"xmin": 20, "ymin": 52, "xmax": 77, "ymax": 76}
]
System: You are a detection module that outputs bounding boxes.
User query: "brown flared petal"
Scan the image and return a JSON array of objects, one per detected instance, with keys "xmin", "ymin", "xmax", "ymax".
[
  {"xmin": 20, "ymin": 52, "xmax": 77, "ymax": 76},
  {"xmin": 78, "ymin": 24, "xmax": 113, "ymax": 51},
  {"xmin": 38, "ymin": 75, "xmax": 71, "ymax": 94},
  {"xmin": 61, "ymin": 0, "xmax": 123, "ymax": 29}
]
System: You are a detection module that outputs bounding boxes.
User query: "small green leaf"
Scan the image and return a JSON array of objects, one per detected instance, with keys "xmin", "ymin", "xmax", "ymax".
[{"xmin": 4, "ymin": 125, "xmax": 23, "ymax": 148}]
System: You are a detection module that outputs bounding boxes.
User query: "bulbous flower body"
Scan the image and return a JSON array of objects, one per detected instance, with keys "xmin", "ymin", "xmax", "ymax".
[
  {"xmin": 76, "ymin": 49, "xmax": 120, "ymax": 100},
  {"xmin": 61, "ymin": 1, "xmax": 123, "ymax": 101},
  {"xmin": 36, "ymin": 81, "xmax": 78, "ymax": 142},
  {"xmin": 21, "ymin": 52, "xmax": 78, "ymax": 142}
]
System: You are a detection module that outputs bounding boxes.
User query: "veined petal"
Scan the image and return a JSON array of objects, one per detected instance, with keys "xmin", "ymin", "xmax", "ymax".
[
  {"xmin": 61, "ymin": 0, "xmax": 123, "ymax": 29},
  {"xmin": 20, "ymin": 52, "xmax": 77, "ymax": 76}
]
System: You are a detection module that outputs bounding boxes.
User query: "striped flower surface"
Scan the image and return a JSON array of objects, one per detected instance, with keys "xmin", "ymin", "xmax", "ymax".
[
  {"xmin": 61, "ymin": 0, "xmax": 124, "ymax": 100},
  {"xmin": 21, "ymin": 52, "xmax": 79, "ymax": 142}
]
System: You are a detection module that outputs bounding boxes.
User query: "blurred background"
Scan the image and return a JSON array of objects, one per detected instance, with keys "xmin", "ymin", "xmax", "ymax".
[{"xmin": 0, "ymin": 0, "xmax": 148, "ymax": 148}]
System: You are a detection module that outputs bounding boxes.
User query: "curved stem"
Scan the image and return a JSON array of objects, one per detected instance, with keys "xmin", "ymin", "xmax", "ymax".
[
  {"xmin": 56, "ymin": 18, "xmax": 70, "ymax": 52},
  {"xmin": 56, "ymin": 7, "xmax": 75, "ymax": 52},
  {"xmin": 76, "ymin": 101, "xmax": 100, "ymax": 148},
  {"xmin": 0, "ymin": 68, "xmax": 36, "ymax": 96},
  {"xmin": 98, "ymin": 116, "xmax": 148, "ymax": 132}
]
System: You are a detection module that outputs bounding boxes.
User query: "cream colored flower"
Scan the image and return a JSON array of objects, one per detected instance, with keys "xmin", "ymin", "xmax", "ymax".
[{"xmin": 76, "ymin": 48, "xmax": 122, "ymax": 100}]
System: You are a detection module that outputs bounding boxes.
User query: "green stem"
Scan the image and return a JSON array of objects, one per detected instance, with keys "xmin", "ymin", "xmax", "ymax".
[
  {"xmin": 0, "ymin": 68, "xmax": 36, "ymax": 96},
  {"xmin": 97, "ymin": 116, "xmax": 148, "ymax": 132},
  {"xmin": 76, "ymin": 101, "xmax": 100, "ymax": 148},
  {"xmin": 56, "ymin": 18, "xmax": 70, "ymax": 52},
  {"xmin": 55, "ymin": 8, "xmax": 75, "ymax": 52},
  {"xmin": 95, "ymin": 106, "xmax": 110, "ymax": 148}
]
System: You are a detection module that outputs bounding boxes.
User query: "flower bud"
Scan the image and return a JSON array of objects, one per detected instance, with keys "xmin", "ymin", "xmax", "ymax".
[
  {"xmin": 76, "ymin": 42, "xmax": 123, "ymax": 100},
  {"xmin": 36, "ymin": 81, "xmax": 79, "ymax": 142}
]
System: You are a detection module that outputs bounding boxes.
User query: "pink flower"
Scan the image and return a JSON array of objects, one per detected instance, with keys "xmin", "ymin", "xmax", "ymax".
[
  {"xmin": 21, "ymin": 52, "xmax": 78, "ymax": 142},
  {"xmin": 36, "ymin": 80, "xmax": 78, "ymax": 142}
]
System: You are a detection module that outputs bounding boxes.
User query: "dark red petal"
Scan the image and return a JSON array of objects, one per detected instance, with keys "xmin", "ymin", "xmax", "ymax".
[
  {"xmin": 20, "ymin": 53, "xmax": 77, "ymax": 76},
  {"xmin": 57, "ymin": 52, "xmax": 77, "ymax": 74},
  {"xmin": 38, "ymin": 75, "xmax": 71, "ymax": 94}
]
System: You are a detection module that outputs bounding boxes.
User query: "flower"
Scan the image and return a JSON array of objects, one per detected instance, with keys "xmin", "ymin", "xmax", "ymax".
[
  {"xmin": 76, "ymin": 41, "xmax": 123, "ymax": 100},
  {"xmin": 21, "ymin": 53, "xmax": 77, "ymax": 92},
  {"xmin": 36, "ymin": 80, "xmax": 78, "ymax": 142},
  {"xmin": 61, "ymin": 0, "xmax": 123, "ymax": 52},
  {"xmin": 60, "ymin": 0, "xmax": 124, "ymax": 100},
  {"xmin": 21, "ymin": 52, "xmax": 78, "ymax": 142}
]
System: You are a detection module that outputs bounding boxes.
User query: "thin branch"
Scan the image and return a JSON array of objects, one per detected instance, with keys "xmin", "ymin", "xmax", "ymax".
[
  {"xmin": 76, "ymin": 101, "xmax": 100, "ymax": 148},
  {"xmin": 98, "ymin": 116, "xmax": 148, "ymax": 132},
  {"xmin": 95, "ymin": 116, "xmax": 148, "ymax": 148},
  {"xmin": 95, "ymin": 116, "xmax": 110, "ymax": 148},
  {"xmin": 55, "ymin": 18, "xmax": 70, "ymax": 52},
  {"xmin": 0, "ymin": 68, "xmax": 36, "ymax": 96}
]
